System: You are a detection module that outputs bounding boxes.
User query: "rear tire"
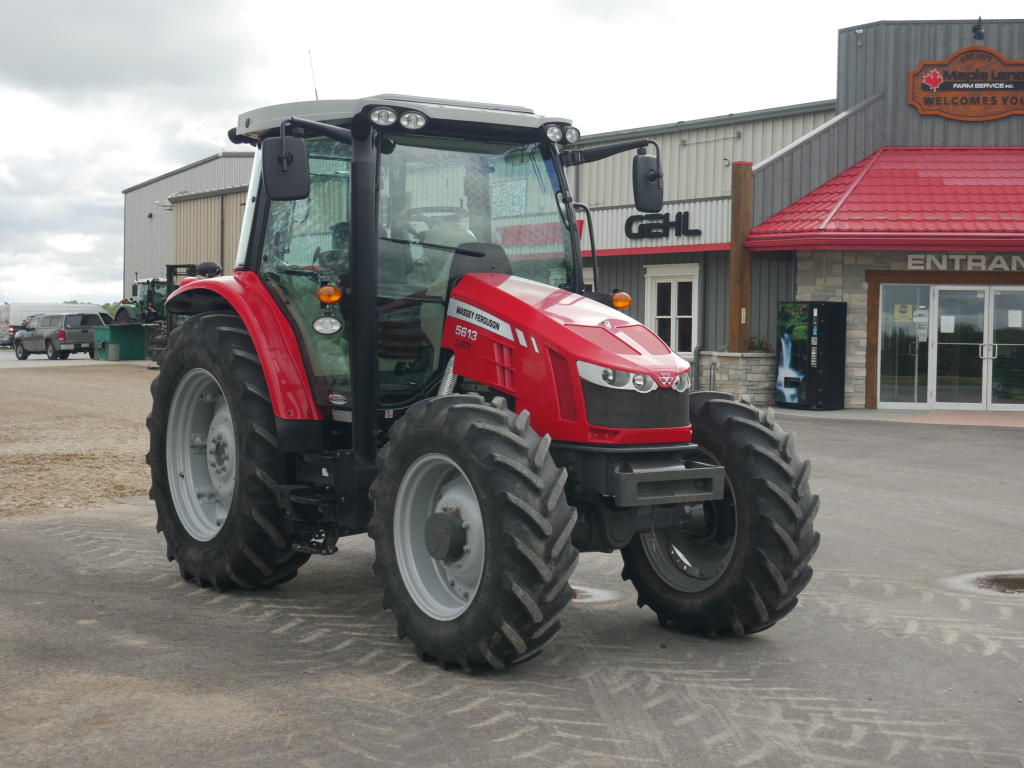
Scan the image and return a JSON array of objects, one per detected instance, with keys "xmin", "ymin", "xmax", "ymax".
[
  {"xmin": 621, "ymin": 392, "xmax": 820, "ymax": 636},
  {"xmin": 369, "ymin": 394, "xmax": 578, "ymax": 670},
  {"xmin": 147, "ymin": 313, "xmax": 309, "ymax": 589},
  {"xmin": 14, "ymin": 342, "xmax": 28, "ymax": 360},
  {"xmin": 45, "ymin": 341, "xmax": 59, "ymax": 360}
]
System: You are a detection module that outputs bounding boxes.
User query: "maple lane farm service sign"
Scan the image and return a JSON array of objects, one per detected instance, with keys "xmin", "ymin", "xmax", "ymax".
[{"xmin": 909, "ymin": 46, "xmax": 1024, "ymax": 121}]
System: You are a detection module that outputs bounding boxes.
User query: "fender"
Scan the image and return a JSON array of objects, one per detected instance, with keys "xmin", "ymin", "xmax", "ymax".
[{"xmin": 165, "ymin": 271, "xmax": 323, "ymax": 422}]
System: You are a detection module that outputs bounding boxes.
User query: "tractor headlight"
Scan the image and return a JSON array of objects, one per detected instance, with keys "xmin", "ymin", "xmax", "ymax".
[
  {"xmin": 369, "ymin": 107, "xmax": 398, "ymax": 126},
  {"xmin": 564, "ymin": 126, "xmax": 580, "ymax": 144},
  {"xmin": 312, "ymin": 316, "xmax": 342, "ymax": 335},
  {"xmin": 545, "ymin": 124, "xmax": 564, "ymax": 143},
  {"xmin": 673, "ymin": 371, "xmax": 692, "ymax": 393},
  {"xmin": 632, "ymin": 373, "xmax": 656, "ymax": 393},
  {"xmin": 578, "ymin": 361, "xmax": 657, "ymax": 393},
  {"xmin": 399, "ymin": 111, "xmax": 428, "ymax": 130}
]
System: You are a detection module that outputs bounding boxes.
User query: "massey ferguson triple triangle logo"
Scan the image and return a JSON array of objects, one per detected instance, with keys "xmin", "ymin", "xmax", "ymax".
[{"xmin": 656, "ymin": 372, "xmax": 675, "ymax": 387}]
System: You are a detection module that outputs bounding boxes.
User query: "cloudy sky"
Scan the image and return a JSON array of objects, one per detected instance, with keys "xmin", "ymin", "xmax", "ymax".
[{"xmin": 1, "ymin": 0, "xmax": 1021, "ymax": 303}]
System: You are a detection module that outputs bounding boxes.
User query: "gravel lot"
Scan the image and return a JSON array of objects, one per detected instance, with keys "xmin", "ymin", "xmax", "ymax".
[{"xmin": 0, "ymin": 349, "xmax": 158, "ymax": 516}]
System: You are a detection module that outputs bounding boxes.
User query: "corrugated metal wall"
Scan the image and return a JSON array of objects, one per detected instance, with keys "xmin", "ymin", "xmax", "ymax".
[
  {"xmin": 755, "ymin": 20, "xmax": 1024, "ymax": 225},
  {"xmin": 571, "ymin": 105, "xmax": 836, "ymax": 207},
  {"xmin": 753, "ymin": 94, "xmax": 888, "ymax": 225},
  {"xmin": 123, "ymin": 154, "xmax": 253, "ymax": 295},
  {"xmin": 172, "ymin": 192, "xmax": 248, "ymax": 269},
  {"xmin": 750, "ymin": 256, "xmax": 796, "ymax": 350}
]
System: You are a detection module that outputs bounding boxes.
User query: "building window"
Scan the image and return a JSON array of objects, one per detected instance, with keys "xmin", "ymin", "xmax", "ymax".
[{"xmin": 644, "ymin": 263, "xmax": 699, "ymax": 356}]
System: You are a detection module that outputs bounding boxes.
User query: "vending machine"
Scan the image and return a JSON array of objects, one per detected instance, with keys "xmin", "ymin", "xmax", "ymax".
[{"xmin": 775, "ymin": 301, "xmax": 847, "ymax": 410}]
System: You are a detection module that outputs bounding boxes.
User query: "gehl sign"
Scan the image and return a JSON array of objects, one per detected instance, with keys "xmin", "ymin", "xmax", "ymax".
[{"xmin": 625, "ymin": 211, "xmax": 702, "ymax": 240}]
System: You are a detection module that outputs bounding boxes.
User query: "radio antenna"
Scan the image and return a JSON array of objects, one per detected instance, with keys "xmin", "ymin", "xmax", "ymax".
[{"xmin": 308, "ymin": 49, "xmax": 320, "ymax": 101}]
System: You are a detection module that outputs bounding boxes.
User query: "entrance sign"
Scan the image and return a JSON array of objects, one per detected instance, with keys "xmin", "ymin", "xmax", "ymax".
[
  {"xmin": 907, "ymin": 254, "xmax": 1024, "ymax": 271},
  {"xmin": 908, "ymin": 46, "xmax": 1024, "ymax": 121}
]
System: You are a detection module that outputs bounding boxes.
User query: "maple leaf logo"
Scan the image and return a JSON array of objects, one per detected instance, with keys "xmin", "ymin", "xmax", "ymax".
[{"xmin": 922, "ymin": 69, "xmax": 944, "ymax": 90}]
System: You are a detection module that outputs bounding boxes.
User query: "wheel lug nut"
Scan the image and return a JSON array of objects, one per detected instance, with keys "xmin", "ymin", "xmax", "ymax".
[
  {"xmin": 461, "ymin": 521, "xmax": 470, "ymax": 529},
  {"xmin": 462, "ymin": 545, "xmax": 470, "ymax": 554}
]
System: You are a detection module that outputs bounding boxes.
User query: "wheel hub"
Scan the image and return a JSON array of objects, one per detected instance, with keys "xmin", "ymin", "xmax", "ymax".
[
  {"xmin": 166, "ymin": 368, "xmax": 235, "ymax": 542},
  {"xmin": 393, "ymin": 453, "xmax": 485, "ymax": 621},
  {"xmin": 424, "ymin": 507, "xmax": 468, "ymax": 562}
]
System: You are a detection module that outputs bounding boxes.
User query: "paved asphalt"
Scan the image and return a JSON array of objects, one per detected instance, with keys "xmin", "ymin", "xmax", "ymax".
[{"xmin": 2, "ymin": 416, "xmax": 1022, "ymax": 768}]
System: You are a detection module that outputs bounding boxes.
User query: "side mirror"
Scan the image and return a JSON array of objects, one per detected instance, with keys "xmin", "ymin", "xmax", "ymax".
[
  {"xmin": 262, "ymin": 124, "xmax": 310, "ymax": 201},
  {"xmin": 632, "ymin": 149, "xmax": 663, "ymax": 213}
]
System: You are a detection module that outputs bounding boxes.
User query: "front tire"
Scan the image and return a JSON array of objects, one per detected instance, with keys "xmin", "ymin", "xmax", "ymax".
[
  {"xmin": 369, "ymin": 395, "xmax": 578, "ymax": 670},
  {"xmin": 147, "ymin": 313, "xmax": 309, "ymax": 589},
  {"xmin": 14, "ymin": 342, "xmax": 28, "ymax": 360},
  {"xmin": 621, "ymin": 392, "xmax": 820, "ymax": 636}
]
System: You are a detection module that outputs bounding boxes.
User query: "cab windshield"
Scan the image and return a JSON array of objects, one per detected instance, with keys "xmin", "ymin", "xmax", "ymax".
[{"xmin": 377, "ymin": 134, "xmax": 577, "ymax": 293}]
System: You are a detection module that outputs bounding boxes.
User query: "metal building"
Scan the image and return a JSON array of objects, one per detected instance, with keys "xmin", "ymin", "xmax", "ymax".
[
  {"xmin": 122, "ymin": 152, "xmax": 253, "ymax": 297},
  {"xmin": 747, "ymin": 19, "xmax": 1024, "ymax": 411},
  {"xmin": 569, "ymin": 102, "xmax": 836, "ymax": 395}
]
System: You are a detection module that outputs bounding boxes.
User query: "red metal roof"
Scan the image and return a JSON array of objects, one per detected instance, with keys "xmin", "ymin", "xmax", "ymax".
[{"xmin": 745, "ymin": 147, "xmax": 1024, "ymax": 251}]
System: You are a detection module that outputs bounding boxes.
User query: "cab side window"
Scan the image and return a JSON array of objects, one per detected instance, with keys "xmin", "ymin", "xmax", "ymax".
[{"xmin": 259, "ymin": 138, "xmax": 352, "ymax": 404}]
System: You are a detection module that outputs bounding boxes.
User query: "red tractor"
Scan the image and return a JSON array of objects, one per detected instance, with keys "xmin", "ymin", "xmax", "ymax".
[{"xmin": 148, "ymin": 95, "xmax": 819, "ymax": 670}]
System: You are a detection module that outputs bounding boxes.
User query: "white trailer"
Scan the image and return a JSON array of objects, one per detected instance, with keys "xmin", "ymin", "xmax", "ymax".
[{"xmin": 1, "ymin": 303, "xmax": 105, "ymax": 346}]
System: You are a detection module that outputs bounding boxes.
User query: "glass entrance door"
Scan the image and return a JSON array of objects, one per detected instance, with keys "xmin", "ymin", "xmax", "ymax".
[
  {"xmin": 990, "ymin": 288, "xmax": 1024, "ymax": 409},
  {"xmin": 931, "ymin": 287, "xmax": 986, "ymax": 407},
  {"xmin": 879, "ymin": 284, "xmax": 930, "ymax": 405}
]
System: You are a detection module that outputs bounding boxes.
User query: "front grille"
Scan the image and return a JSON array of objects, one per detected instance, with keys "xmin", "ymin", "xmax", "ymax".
[{"xmin": 581, "ymin": 381, "xmax": 689, "ymax": 429}]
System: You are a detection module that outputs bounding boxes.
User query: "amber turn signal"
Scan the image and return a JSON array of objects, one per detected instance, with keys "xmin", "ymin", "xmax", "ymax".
[
  {"xmin": 316, "ymin": 285, "xmax": 343, "ymax": 304},
  {"xmin": 611, "ymin": 291, "xmax": 632, "ymax": 310}
]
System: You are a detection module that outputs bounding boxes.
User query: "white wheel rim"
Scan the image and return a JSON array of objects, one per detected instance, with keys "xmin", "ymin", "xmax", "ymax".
[
  {"xmin": 166, "ymin": 368, "xmax": 235, "ymax": 541},
  {"xmin": 393, "ymin": 453, "xmax": 485, "ymax": 621}
]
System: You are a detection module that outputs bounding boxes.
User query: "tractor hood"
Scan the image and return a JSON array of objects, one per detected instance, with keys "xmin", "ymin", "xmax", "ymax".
[
  {"xmin": 444, "ymin": 273, "xmax": 694, "ymax": 445},
  {"xmin": 448, "ymin": 273, "xmax": 690, "ymax": 376}
]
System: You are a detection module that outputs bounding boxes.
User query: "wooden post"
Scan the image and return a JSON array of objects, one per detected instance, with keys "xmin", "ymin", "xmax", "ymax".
[{"xmin": 728, "ymin": 161, "xmax": 753, "ymax": 352}]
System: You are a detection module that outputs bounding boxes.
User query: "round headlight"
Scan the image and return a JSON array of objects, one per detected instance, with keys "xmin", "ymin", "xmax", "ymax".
[
  {"xmin": 631, "ymin": 373, "xmax": 656, "ymax": 393},
  {"xmin": 399, "ymin": 111, "xmax": 427, "ymax": 130},
  {"xmin": 602, "ymin": 367, "xmax": 629, "ymax": 387},
  {"xmin": 673, "ymin": 371, "xmax": 692, "ymax": 393},
  {"xmin": 545, "ymin": 125, "xmax": 564, "ymax": 143},
  {"xmin": 564, "ymin": 126, "xmax": 580, "ymax": 144},
  {"xmin": 312, "ymin": 316, "xmax": 342, "ymax": 335},
  {"xmin": 369, "ymin": 107, "xmax": 398, "ymax": 126}
]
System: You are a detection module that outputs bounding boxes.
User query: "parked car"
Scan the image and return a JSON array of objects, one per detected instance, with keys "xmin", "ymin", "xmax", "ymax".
[{"xmin": 13, "ymin": 311, "xmax": 115, "ymax": 360}]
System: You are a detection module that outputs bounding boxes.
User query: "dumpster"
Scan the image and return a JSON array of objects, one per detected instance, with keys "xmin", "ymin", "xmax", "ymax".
[{"xmin": 94, "ymin": 325, "xmax": 147, "ymax": 360}]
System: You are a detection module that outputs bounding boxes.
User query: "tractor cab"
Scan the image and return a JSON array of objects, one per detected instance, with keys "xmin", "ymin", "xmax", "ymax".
[{"xmin": 227, "ymin": 95, "xmax": 663, "ymax": 421}]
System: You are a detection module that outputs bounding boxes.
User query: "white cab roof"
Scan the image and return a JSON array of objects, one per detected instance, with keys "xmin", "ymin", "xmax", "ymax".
[{"xmin": 237, "ymin": 94, "xmax": 571, "ymax": 138}]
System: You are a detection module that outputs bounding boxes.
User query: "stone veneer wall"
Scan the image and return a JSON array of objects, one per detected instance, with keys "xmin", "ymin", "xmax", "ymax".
[
  {"xmin": 695, "ymin": 351, "xmax": 777, "ymax": 407},
  {"xmin": 794, "ymin": 250, "xmax": 906, "ymax": 408}
]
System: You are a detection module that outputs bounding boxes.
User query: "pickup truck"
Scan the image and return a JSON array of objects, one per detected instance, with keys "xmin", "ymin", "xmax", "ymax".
[{"xmin": 13, "ymin": 311, "xmax": 115, "ymax": 360}]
